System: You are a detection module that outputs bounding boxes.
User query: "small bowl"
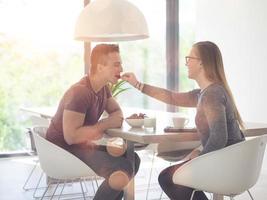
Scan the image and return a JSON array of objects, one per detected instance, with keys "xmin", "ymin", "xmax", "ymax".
[{"xmin": 125, "ymin": 118, "xmax": 144, "ymax": 128}]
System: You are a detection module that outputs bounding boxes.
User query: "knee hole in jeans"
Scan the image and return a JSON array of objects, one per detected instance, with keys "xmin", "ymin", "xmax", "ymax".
[{"xmin": 108, "ymin": 170, "xmax": 130, "ymax": 190}]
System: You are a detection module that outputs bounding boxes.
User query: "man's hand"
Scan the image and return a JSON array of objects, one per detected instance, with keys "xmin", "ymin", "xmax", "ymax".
[
  {"xmin": 85, "ymin": 125, "xmax": 104, "ymax": 146},
  {"xmin": 90, "ymin": 124, "xmax": 105, "ymax": 140},
  {"xmin": 121, "ymin": 72, "xmax": 138, "ymax": 87},
  {"xmin": 63, "ymin": 109, "xmax": 105, "ymax": 145}
]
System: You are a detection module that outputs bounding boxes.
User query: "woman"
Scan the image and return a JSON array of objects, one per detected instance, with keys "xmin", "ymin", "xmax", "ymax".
[{"xmin": 122, "ymin": 41, "xmax": 244, "ymax": 200}]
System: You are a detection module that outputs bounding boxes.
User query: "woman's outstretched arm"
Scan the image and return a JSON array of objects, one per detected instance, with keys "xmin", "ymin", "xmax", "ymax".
[{"xmin": 122, "ymin": 72, "xmax": 199, "ymax": 107}]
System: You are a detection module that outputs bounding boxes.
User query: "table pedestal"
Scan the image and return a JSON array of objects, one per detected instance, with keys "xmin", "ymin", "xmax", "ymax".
[
  {"xmin": 123, "ymin": 141, "xmax": 135, "ymax": 200},
  {"xmin": 213, "ymin": 193, "xmax": 224, "ymax": 200}
]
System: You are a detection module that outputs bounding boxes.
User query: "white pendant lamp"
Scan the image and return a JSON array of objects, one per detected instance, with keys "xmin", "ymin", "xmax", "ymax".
[{"xmin": 74, "ymin": 0, "xmax": 149, "ymax": 42}]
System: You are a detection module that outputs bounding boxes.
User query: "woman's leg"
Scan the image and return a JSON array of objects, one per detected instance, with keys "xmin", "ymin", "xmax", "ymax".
[
  {"xmin": 158, "ymin": 162, "xmax": 208, "ymax": 200},
  {"xmin": 70, "ymin": 144, "xmax": 140, "ymax": 200}
]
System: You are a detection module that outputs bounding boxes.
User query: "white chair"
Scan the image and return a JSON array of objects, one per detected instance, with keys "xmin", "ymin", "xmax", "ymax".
[
  {"xmin": 23, "ymin": 115, "xmax": 50, "ymax": 191},
  {"xmin": 29, "ymin": 115, "xmax": 50, "ymax": 127},
  {"xmin": 32, "ymin": 126, "xmax": 99, "ymax": 200},
  {"xmin": 172, "ymin": 135, "xmax": 267, "ymax": 200},
  {"xmin": 145, "ymin": 141, "xmax": 201, "ymax": 200},
  {"xmin": 26, "ymin": 115, "xmax": 50, "ymax": 153}
]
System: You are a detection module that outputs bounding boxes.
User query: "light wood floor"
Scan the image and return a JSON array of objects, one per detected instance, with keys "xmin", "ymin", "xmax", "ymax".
[{"xmin": 1, "ymin": 149, "xmax": 267, "ymax": 200}]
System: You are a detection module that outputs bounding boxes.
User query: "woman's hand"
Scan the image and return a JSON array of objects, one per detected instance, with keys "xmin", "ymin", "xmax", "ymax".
[{"xmin": 121, "ymin": 72, "xmax": 138, "ymax": 87}]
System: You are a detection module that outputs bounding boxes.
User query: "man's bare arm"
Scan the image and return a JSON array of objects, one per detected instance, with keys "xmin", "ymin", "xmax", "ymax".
[
  {"xmin": 63, "ymin": 110, "xmax": 104, "ymax": 145},
  {"xmin": 63, "ymin": 97, "xmax": 123, "ymax": 145},
  {"xmin": 98, "ymin": 97, "xmax": 123, "ymax": 129}
]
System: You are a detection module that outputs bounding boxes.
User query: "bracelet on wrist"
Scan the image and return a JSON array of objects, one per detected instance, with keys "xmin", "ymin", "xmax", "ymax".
[
  {"xmin": 134, "ymin": 81, "xmax": 144, "ymax": 91},
  {"xmin": 139, "ymin": 83, "xmax": 144, "ymax": 92},
  {"xmin": 134, "ymin": 81, "xmax": 139, "ymax": 88},
  {"xmin": 137, "ymin": 82, "xmax": 141, "ymax": 90}
]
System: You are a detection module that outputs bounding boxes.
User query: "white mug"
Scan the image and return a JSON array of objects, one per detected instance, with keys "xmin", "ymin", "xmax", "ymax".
[{"xmin": 172, "ymin": 117, "xmax": 189, "ymax": 128}]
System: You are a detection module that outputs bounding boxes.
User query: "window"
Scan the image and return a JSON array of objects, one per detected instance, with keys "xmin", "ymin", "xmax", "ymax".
[
  {"xmin": 0, "ymin": 0, "xmax": 197, "ymax": 153},
  {"xmin": 117, "ymin": 0, "xmax": 166, "ymax": 111},
  {"xmin": 0, "ymin": 0, "xmax": 83, "ymax": 153},
  {"xmin": 179, "ymin": 0, "xmax": 197, "ymax": 116},
  {"xmin": 179, "ymin": 0, "xmax": 197, "ymax": 91}
]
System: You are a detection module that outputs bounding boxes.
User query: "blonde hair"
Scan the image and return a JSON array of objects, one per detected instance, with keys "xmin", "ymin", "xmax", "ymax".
[{"xmin": 193, "ymin": 41, "xmax": 244, "ymax": 129}]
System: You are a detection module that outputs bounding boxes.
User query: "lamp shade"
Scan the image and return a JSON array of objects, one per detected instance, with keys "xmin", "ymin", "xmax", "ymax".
[{"xmin": 74, "ymin": 0, "xmax": 149, "ymax": 42}]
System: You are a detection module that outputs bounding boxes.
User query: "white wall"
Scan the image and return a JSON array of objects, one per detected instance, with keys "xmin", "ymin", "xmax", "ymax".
[{"xmin": 195, "ymin": 0, "xmax": 267, "ymax": 123}]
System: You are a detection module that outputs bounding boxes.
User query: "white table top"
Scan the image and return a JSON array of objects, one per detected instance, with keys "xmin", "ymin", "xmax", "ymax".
[
  {"xmin": 106, "ymin": 121, "xmax": 267, "ymax": 144},
  {"xmin": 20, "ymin": 106, "xmax": 56, "ymax": 119},
  {"xmin": 20, "ymin": 106, "xmax": 267, "ymax": 144}
]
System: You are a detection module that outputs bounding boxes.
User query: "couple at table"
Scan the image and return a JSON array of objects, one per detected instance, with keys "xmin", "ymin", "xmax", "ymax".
[{"xmin": 46, "ymin": 42, "xmax": 244, "ymax": 200}]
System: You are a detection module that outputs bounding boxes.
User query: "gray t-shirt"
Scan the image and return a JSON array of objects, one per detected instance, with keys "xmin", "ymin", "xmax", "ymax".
[
  {"xmin": 46, "ymin": 75, "xmax": 111, "ymax": 149},
  {"xmin": 194, "ymin": 84, "xmax": 244, "ymax": 155},
  {"xmin": 142, "ymin": 83, "xmax": 244, "ymax": 155}
]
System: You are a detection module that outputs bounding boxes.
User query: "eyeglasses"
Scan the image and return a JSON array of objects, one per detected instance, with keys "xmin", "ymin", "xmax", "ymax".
[{"xmin": 185, "ymin": 56, "xmax": 201, "ymax": 63}]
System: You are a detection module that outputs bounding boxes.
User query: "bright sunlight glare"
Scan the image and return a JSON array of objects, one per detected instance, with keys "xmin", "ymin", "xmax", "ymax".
[{"xmin": 0, "ymin": 0, "xmax": 82, "ymax": 51}]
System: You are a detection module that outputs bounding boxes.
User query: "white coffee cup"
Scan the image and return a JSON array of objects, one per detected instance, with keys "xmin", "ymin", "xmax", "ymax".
[
  {"xmin": 172, "ymin": 117, "xmax": 189, "ymax": 128},
  {"xmin": 144, "ymin": 118, "xmax": 156, "ymax": 128}
]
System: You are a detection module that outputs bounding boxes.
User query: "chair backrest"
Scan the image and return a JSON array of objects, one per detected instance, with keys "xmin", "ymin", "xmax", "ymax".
[
  {"xmin": 32, "ymin": 127, "xmax": 96, "ymax": 180},
  {"xmin": 173, "ymin": 135, "xmax": 267, "ymax": 196},
  {"xmin": 27, "ymin": 116, "xmax": 49, "ymax": 153},
  {"xmin": 29, "ymin": 115, "xmax": 50, "ymax": 127}
]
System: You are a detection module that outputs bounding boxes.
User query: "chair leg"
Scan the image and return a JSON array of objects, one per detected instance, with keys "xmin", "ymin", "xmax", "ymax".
[
  {"xmin": 22, "ymin": 161, "xmax": 38, "ymax": 190},
  {"xmin": 57, "ymin": 181, "xmax": 66, "ymax": 200},
  {"xmin": 146, "ymin": 152, "xmax": 156, "ymax": 200},
  {"xmin": 40, "ymin": 183, "xmax": 51, "ymax": 200},
  {"xmin": 209, "ymin": 193, "xmax": 212, "ymax": 200},
  {"xmin": 81, "ymin": 179, "xmax": 89, "ymax": 193},
  {"xmin": 33, "ymin": 172, "xmax": 45, "ymax": 198},
  {"xmin": 190, "ymin": 190, "xmax": 197, "ymax": 200},
  {"xmin": 94, "ymin": 176, "xmax": 99, "ymax": 188},
  {"xmin": 247, "ymin": 190, "xmax": 255, "ymax": 200},
  {"xmin": 90, "ymin": 179, "xmax": 96, "ymax": 194},
  {"xmin": 212, "ymin": 194, "xmax": 224, "ymax": 200},
  {"xmin": 49, "ymin": 181, "xmax": 60, "ymax": 200},
  {"xmin": 23, "ymin": 161, "xmax": 47, "ymax": 193},
  {"xmin": 80, "ymin": 180, "xmax": 86, "ymax": 200}
]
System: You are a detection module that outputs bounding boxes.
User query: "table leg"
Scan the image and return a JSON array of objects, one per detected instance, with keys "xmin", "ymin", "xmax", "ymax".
[
  {"xmin": 124, "ymin": 141, "xmax": 135, "ymax": 200},
  {"xmin": 213, "ymin": 193, "xmax": 224, "ymax": 200}
]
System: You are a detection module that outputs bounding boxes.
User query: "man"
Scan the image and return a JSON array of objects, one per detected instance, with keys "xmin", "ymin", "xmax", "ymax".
[{"xmin": 46, "ymin": 44, "xmax": 140, "ymax": 200}]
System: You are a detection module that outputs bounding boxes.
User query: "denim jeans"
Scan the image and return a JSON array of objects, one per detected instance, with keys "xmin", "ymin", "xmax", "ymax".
[
  {"xmin": 158, "ymin": 161, "xmax": 208, "ymax": 200},
  {"xmin": 69, "ymin": 144, "xmax": 140, "ymax": 200}
]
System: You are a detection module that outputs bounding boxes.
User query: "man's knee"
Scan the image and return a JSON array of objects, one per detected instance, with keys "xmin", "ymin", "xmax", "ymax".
[
  {"xmin": 108, "ymin": 170, "xmax": 130, "ymax": 190},
  {"xmin": 121, "ymin": 153, "xmax": 140, "ymax": 176},
  {"xmin": 108, "ymin": 153, "xmax": 141, "ymax": 191}
]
